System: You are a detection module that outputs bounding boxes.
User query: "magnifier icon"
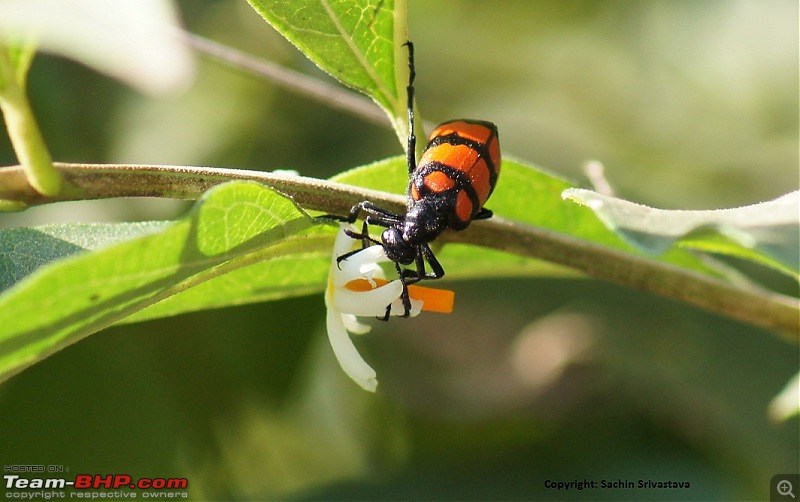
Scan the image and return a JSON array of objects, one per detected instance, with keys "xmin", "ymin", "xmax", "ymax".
[{"xmin": 778, "ymin": 480, "xmax": 796, "ymax": 499}]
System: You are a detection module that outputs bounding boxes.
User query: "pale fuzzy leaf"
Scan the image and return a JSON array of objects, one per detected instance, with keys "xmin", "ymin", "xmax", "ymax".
[{"xmin": 563, "ymin": 188, "xmax": 799, "ymax": 277}]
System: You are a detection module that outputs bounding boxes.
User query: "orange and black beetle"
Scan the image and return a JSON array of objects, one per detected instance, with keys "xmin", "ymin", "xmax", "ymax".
[{"xmin": 340, "ymin": 42, "xmax": 501, "ymax": 318}]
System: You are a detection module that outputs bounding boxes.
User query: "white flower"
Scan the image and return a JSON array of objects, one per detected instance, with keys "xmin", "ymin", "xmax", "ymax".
[{"xmin": 325, "ymin": 223, "xmax": 453, "ymax": 392}]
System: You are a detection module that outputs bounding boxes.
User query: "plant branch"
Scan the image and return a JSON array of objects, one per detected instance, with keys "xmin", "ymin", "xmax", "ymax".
[
  {"xmin": 182, "ymin": 32, "xmax": 391, "ymax": 129},
  {"xmin": 0, "ymin": 162, "xmax": 797, "ymax": 338},
  {"xmin": 182, "ymin": 32, "xmax": 437, "ymax": 134},
  {"xmin": 0, "ymin": 161, "xmax": 405, "ymax": 214}
]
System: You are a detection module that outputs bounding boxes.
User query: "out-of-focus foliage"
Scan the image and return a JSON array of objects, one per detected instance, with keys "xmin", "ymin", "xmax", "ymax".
[
  {"xmin": 0, "ymin": 0, "xmax": 194, "ymax": 94},
  {"xmin": 0, "ymin": 1, "xmax": 796, "ymax": 500}
]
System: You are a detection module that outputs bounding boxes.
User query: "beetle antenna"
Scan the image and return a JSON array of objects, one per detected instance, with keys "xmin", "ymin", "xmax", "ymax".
[{"xmin": 404, "ymin": 41, "xmax": 417, "ymax": 174}]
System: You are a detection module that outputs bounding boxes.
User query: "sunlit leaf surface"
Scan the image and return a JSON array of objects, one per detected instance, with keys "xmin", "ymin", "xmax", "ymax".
[
  {"xmin": 0, "ymin": 181, "xmax": 315, "ymax": 382},
  {"xmin": 245, "ymin": 0, "xmax": 410, "ymax": 140}
]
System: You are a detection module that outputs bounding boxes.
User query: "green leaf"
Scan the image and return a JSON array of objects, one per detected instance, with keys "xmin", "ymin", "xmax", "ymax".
[
  {"xmin": 563, "ymin": 188, "xmax": 800, "ymax": 278},
  {"xmin": 0, "ymin": 221, "xmax": 169, "ymax": 291},
  {"xmin": 245, "ymin": 0, "xmax": 410, "ymax": 142},
  {"xmin": 0, "ymin": 181, "xmax": 319, "ymax": 383}
]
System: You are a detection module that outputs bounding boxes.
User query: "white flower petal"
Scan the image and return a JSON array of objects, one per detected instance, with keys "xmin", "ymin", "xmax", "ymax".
[
  {"xmin": 331, "ymin": 281, "xmax": 404, "ymax": 317},
  {"xmin": 333, "ymin": 257, "xmax": 368, "ymax": 286},
  {"xmin": 332, "ymin": 223, "xmax": 360, "ymax": 255},
  {"xmin": 325, "ymin": 223, "xmax": 434, "ymax": 392},
  {"xmin": 341, "ymin": 313, "xmax": 371, "ymax": 335},
  {"xmin": 358, "ymin": 261, "xmax": 387, "ymax": 288},
  {"xmin": 388, "ymin": 297, "xmax": 424, "ymax": 317},
  {"xmin": 353, "ymin": 244, "xmax": 391, "ymax": 264},
  {"xmin": 326, "ymin": 307, "xmax": 378, "ymax": 392},
  {"xmin": 333, "ymin": 246, "xmax": 388, "ymax": 286}
]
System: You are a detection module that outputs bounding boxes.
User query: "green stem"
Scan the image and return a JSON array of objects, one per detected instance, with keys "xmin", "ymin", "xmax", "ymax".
[
  {"xmin": 0, "ymin": 47, "xmax": 61, "ymax": 196},
  {"xmin": 0, "ymin": 161, "xmax": 796, "ymax": 338}
]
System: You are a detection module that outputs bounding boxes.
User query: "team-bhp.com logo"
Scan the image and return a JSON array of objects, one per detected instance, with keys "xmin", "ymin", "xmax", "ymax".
[{"xmin": 5, "ymin": 473, "xmax": 188, "ymax": 498}]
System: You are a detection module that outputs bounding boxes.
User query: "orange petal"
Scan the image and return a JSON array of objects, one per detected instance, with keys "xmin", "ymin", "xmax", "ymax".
[
  {"xmin": 344, "ymin": 278, "xmax": 454, "ymax": 314},
  {"xmin": 407, "ymin": 283, "xmax": 455, "ymax": 313}
]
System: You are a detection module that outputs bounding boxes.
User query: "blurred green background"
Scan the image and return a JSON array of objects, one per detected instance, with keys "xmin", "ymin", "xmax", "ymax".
[{"xmin": 1, "ymin": 1, "xmax": 797, "ymax": 500}]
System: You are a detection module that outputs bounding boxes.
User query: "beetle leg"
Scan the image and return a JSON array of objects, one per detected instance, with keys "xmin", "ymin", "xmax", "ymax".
[{"xmin": 474, "ymin": 207, "xmax": 493, "ymax": 220}]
